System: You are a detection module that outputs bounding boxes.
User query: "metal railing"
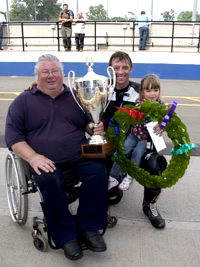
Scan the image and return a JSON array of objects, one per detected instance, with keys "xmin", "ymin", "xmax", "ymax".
[{"xmin": 2, "ymin": 20, "xmax": 200, "ymax": 52}]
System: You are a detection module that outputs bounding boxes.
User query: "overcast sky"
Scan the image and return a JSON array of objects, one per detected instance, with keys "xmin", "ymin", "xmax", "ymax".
[{"xmin": 1, "ymin": 0, "xmax": 200, "ymax": 20}]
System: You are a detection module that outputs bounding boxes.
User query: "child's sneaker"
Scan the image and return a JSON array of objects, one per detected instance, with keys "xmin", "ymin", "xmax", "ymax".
[
  {"xmin": 118, "ymin": 177, "xmax": 133, "ymax": 191},
  {"xmin": 108, "ymin": 179, "xmax": 119, "ymax": 191}
]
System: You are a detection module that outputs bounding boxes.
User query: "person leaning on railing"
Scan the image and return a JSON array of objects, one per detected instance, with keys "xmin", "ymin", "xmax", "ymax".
[
  {"xmin": 59, "ymin": 4, "xmax": 73, "ymax": 51},
  {"xmin": 0, "ymin": 11, "xmax": 6, "ymax": 50},
  {"xmin": 137, "ymin": 11, "xmax": 149, "ymax": 51},
  {"xmin": 73, "ymin": 12, "xmax": 88, "ymax": 52}
]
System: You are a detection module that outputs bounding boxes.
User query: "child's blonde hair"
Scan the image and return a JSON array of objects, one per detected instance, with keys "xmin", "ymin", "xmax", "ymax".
[
  {"xmin": 140, "ymin": 74, "xmax": 161, "ymax": 99},
  {"xmin": 76, "ymin": 12, "xmax": 83, "ymax": 19}
]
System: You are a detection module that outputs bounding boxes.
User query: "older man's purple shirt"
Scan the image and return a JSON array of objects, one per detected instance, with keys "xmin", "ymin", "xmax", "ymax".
[{"xmin": 5, "ymin": 85, "xmax": 91, "ymax": 164}]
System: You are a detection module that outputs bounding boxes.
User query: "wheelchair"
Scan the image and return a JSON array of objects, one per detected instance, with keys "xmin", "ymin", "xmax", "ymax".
[{"xmin": 5, "ymin": 151, "xmax": 117, "ymax": 252}]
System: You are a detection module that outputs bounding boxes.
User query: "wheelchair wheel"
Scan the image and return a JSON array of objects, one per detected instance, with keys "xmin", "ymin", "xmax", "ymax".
[
  {"xmin": 32, "ymin": 230, "xmax": 48, "ymax": 252},
  {"xmin": 5, "ymin": 151, "xmax": 28, "ymax": 225},
  {"xmin": 107, "ymin": 214, "xmax": 118, "ymax": 228}
]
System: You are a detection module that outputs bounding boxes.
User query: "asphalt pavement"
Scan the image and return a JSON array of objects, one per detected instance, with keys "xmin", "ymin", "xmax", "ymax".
[
  {"xmin": 0, "ymin": 150, "xmax": 200, "ymax": 267},
  {"xmin": 0, "ymin": 77, "xmax": 200, "ymax": 266}
]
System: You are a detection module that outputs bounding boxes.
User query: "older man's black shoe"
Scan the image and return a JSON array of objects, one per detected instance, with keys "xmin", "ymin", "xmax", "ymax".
[
  {"xmin": 62, "ymin": 239, "xmax": 83, "ymax": 260},
  {"xmin": 82, "ymin": 231, "xmax": 107, "ymax": 252}
]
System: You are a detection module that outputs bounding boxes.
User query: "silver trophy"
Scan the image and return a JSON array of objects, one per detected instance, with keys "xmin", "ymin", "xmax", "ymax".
[{"xmin": 68, "ymin": 57, "xmax": 116, "ymax": 158}]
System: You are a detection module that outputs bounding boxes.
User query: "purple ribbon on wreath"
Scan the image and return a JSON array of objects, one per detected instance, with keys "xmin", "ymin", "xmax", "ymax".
[{"xmin": 160, "ymin": 99, "xmax": 178, "ymax": 130}]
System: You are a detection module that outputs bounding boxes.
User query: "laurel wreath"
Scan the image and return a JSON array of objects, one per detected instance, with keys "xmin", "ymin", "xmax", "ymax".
[{"xmin": 106, "ymin": 101, "xmax": 191, "ymax": 189}]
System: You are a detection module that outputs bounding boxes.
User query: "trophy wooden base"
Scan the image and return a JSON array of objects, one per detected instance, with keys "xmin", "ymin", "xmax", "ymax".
[{"xmin": 81, "ymin": 141, "xmax": 114, "ymax": 158}]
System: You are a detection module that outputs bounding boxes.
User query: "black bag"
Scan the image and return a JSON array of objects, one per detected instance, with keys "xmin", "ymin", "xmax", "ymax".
[
  {"xmin": 108, "ymin": 173, "xmax": 124, "ymax": 205},
  {"xmin": 140, "ymin": 151, "xmax": 167, "ymax": 176},
  {"xmin": 62, "ymin": 168, "xmax": 79, "ymax": 204},
  {"xmin": 108, "ymin": 186, "xmax": 123, "ymax": 205}
]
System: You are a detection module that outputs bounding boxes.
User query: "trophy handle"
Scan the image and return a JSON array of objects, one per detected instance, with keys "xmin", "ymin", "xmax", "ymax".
[
  {"xmin": 68, "ymin": 70, "xmax": 75, "ymax": 89},
  {"xmin": 103, "ymin": 66, "xmax": 116, "ymax": 113},
  {"xmin": 68, "ymin": 70, "xmax": 85, "ymax": 113},
  {"xmin": 107, "ymin": 66, "xmax": 116, "ymax": 89}
]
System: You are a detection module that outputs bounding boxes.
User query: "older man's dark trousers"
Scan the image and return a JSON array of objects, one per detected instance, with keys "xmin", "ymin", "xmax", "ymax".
[{"xmin": 30, "ymin": 158, "xmax": 108, "ymax": 248}]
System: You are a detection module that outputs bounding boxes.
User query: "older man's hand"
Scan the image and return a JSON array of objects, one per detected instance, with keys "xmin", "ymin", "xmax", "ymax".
[
  {"xmin": 94, "ymin": 121, "xmax": 106, "ymax": 136},
  {"xmin": 29, "ymin": 154, "xmax": 56, "ymax": 175}
]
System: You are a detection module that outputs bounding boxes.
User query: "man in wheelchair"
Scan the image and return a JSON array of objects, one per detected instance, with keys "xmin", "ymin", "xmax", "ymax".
[
  {"xmin": 5, "ymin": 54, "xmax": 108, "ymax": 261},
  {"xmin": 104, "ymin": 51, "xmax": 166, "ymax": 229}
]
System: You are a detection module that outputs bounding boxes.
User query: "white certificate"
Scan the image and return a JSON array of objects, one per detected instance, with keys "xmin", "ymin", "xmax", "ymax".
[{"xmin": 146, "ymin": 121, "xmax": 167, "ymax": 152}]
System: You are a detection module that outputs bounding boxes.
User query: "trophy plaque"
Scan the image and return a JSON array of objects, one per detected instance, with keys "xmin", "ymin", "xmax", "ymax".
[{"xmin": 68, "ymin": 58, "xmax": 116, "ymax": 158}]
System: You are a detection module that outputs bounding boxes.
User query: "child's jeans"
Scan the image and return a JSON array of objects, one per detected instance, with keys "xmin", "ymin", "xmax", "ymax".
[{"xmin": 109, "ymin": 133, "xmax": 147, "ymax": 179}]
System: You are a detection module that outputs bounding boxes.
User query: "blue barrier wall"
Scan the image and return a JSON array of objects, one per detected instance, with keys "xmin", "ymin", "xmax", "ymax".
[{"xmin": 0, "ymin": 52, "xmax": 200, "ymax": 80}]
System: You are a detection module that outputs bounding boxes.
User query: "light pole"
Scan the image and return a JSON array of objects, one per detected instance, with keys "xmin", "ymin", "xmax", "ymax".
[
  {"xmin": 191, "ymin": 0, "xmax": 198, "ymax": 45},
  {"xmin": 107, "ymin": 0, "xmax": 108, "ymax": 18},
  {"xmin": 34, "ymin": 0, "xmax": 36, "ymax": 21},
  {"xmin": 132, "ymin": 0, "xmax": 138, "ymax": 18},
  {"xmin": 192, "ymin": 0, "xmax": 198, "ymax": 21},
  {"xmin": 5, "ymin": 0, "xmax": 10, "ymax": 43},
  {"xmin": 5, "ymin": 0, "xmax": 10, "ymax": 21},
  {"xmin": 150, "ymin": 0, "xmax": 153, "ymax": 21}
]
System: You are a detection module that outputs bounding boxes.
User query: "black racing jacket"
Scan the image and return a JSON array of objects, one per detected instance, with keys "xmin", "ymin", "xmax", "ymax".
[{"xmin": 102, "ymin": 81, "xmax": 140, "ymax": 129}]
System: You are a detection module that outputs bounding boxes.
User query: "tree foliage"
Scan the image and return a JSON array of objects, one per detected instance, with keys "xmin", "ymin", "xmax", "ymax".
[
  {"xmin": 177, "ymin": 11, "xmax": 200, "ymax": 21},
  {"xmin": 9, "ymin": 0, "xmax": 61, "ymax": 21},
  {"xmin": 110, "ymin": 17, "xmax": 127, "ymax": 21},
  {"xmin": 1, "ymin": 12, "xmax": 7, "ymax": 20},
  {"xmin": 162, "ymin": 9, "xmax": 176, "ymax": 21},
  {"xmin": 86, "ymin": 5, "xmax": 107, "ymax": 20}
]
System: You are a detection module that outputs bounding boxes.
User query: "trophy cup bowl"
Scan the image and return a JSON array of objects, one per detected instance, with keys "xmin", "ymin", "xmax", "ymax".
[{"xmin": 68, "ymin": 59, "xmax": 115, "ymax": 158}]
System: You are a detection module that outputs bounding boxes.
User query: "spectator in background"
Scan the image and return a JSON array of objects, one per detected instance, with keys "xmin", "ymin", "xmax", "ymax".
[
  {"xmin": 59, "ymin": 4, "xmax": 73, "ymax": 51},
  {"xmin": 74, "ymin": 12, "xmax": 88, "ymax": 52},
  {"xmin": 138, "ymin": 11, "xmax": 149, "ymax": 50},
  {"xmin": 0, "ymin": 11, "xmax": 6, "ymax": 50},
  {"xmin": 69, "ymin": 9, "xmax": 74, "ymax": 19}
]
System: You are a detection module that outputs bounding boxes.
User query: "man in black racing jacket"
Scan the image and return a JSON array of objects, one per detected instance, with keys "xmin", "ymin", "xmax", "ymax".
[{"xmin": 103, "ymin": 51, "xmax": 165, "ymax": 229}]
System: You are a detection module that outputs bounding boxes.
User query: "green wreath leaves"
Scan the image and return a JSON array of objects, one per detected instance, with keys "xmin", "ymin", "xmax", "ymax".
[{"xmin": 106, "ymin": 101, "xmax": 191, "ymax": 189}]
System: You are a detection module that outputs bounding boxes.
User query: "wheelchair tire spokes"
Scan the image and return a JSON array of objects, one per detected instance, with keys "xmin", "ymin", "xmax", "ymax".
[
  {"xmin": 5, "ymin": 151, "xmax": 28, "ymax": 225},
  {"xmin": 9, "ymin": 169, "xmax": 20, "ymax": 218}
]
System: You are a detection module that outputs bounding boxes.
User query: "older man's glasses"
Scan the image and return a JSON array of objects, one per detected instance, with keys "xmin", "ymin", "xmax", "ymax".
[{"xmin": 40, "ymin": 69, "xmax": 60, "ymax": 76}]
